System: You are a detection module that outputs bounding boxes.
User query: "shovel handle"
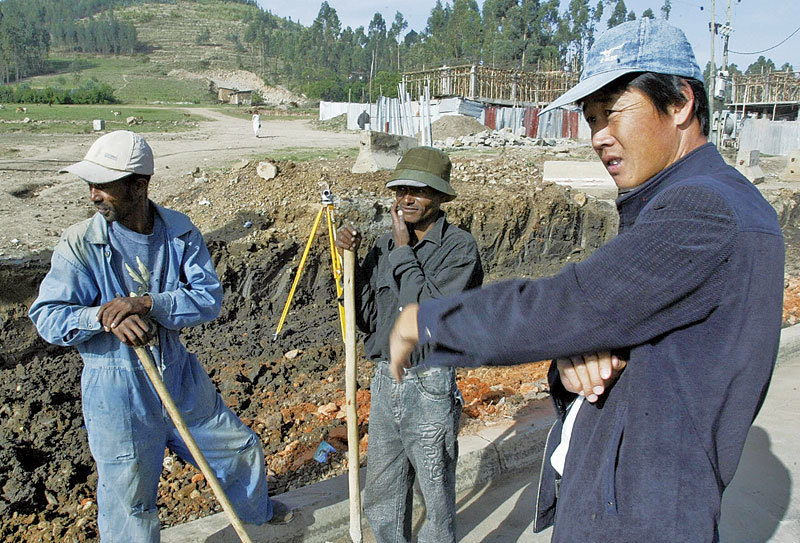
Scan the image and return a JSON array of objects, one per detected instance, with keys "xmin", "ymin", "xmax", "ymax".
[
  {"xmin": 343, "ymin": 250, "xmax": 363, "ymax": 543},
  {"xmin": 133, "ymin": 345, "xmax": 254, "ymax": 543}
]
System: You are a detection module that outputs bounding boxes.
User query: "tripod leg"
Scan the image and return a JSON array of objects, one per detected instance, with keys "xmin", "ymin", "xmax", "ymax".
[
  {"xmin": 274, "ymin": 206, "xmax": 325, "ymax": 340},
  {"xmin": 326, "ymin": 206, "xmax": 346, "ymax": 341}
]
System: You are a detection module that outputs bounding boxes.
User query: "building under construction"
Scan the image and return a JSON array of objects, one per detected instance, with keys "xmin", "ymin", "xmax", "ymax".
[
  {"xmin": 401, "ymin": 64, "xmax": 579, "ymax": 108},
  {"xmin": 727, "ymin": 69, "xmax": 800, "ymax": 121}
]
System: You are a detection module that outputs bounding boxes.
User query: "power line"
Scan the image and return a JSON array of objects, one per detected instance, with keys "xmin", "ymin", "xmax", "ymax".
[{"xmin": 729, "ymin": 23, "xmax": 800, "ymax": 55}]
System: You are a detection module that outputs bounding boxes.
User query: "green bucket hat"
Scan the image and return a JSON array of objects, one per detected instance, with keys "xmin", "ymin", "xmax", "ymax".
[{"xmin": 386, "ymin": 146, "xmax": 456, "ymax": 202}]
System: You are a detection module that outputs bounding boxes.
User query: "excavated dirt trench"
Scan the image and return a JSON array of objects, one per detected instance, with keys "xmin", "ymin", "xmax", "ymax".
[{"xmin": 1, "ymin": 147, "xmax": 800, "ymax": 541}]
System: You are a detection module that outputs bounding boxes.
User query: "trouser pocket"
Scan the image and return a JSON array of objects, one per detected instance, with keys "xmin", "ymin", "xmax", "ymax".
[{"xmin": 82, "ymin": 367, "xmax": 135, "ymax": 462}]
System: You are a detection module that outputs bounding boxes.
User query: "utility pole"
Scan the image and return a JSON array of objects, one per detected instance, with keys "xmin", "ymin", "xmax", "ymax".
[
  {"xmin": 709, "ymin": 0, "xmax": 716, "ymax": 108},
  {"xmin": 722, "ymin": 0, "xmax": 732, "ymax": 70}
]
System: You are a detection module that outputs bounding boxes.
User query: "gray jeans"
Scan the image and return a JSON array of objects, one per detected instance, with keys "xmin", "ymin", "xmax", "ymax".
[{"xmin": 364, "ymin": 361, "xmax": 462, "ymax": 543}]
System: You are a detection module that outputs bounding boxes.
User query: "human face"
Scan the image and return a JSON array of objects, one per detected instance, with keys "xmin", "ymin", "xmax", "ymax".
[
  {"xmin": 583, "ymin": 87, "xmax": 683, "ymax": 191},
  {"xmin": 393, "ymin": 185, "xmax": 442, "ymax": 228},
  {"xmin": 88, "ymin": 178, "xmax": 138, "ymax": 224}
]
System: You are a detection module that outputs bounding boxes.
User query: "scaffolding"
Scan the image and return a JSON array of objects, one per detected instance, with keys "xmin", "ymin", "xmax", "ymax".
[
  {"xmin": 401, "ymin": 64, "xmax": 579, "ymax": 107},
  {"xmin": 728, "ymin": 69, "xmax": 800, "ymax": 105}
]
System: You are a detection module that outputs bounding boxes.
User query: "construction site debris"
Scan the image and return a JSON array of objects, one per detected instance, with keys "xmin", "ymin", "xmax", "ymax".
[
  {"xmin": 257, "ymin": 161, "xmax": 278, "ymax": 180},
  {"xmin": 735, "ymin": 149, "xmax": 765, "ymax": 184}
]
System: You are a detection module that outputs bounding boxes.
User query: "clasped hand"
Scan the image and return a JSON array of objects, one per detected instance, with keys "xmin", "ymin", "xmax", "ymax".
[
  {"xmin": 556, "ymin": 352, "xmax": 626, "ymax": 403},
  {"xmin": 96, "ymin": 295, "xmax": 154, "ymax": 347}
]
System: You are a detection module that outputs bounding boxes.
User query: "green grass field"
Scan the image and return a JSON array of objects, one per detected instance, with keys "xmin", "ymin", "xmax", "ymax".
[
  {"xmin": 26, "ymin": 55, "xmax": 216, "ymax": 105},
  {"xmin": 0, "ymin": 104, "xmax": 210, "ymax": 134}
]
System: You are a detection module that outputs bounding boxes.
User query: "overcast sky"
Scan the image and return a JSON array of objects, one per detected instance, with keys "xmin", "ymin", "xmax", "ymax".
[{"xmin": 255, "ymin": 0, "xmax": 798, "ymax": 72}]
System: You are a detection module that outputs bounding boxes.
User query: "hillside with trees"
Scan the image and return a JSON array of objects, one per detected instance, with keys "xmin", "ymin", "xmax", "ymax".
[{"xmin": 0, "ymin": 0, "xmax": 791, "ymax": 103}]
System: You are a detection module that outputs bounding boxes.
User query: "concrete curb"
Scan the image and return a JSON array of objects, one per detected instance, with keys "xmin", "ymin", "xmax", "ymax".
[
  {"xmin": 162, "ymin": 324, "xmax": 800, "ymax": 543},
  {"xmin": 162, "ymin": 402, "xmax": 555, "ymax": 543}
]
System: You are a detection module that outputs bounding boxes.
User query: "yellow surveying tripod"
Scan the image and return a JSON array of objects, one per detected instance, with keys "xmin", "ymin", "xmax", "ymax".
[{"xmin": 273, "ymin": 182, "xmax": 346, "ymax": 341}]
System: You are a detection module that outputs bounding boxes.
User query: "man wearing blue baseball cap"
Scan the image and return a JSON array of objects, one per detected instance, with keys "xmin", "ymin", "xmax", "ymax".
[{"xmin": 388, "ymin": 19, "xmax": 784, "ymax": 542}]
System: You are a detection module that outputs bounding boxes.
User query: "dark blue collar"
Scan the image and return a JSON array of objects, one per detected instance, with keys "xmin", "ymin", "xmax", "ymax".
[{"xmin": 616, "ymin": 143, "xmax": 722, "ymax": 231}]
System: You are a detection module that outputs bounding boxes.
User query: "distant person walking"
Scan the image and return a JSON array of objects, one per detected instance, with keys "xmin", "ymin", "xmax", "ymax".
[
  {"xmin": 357, "ymin": 109, "xmax": 370, "ymax": 131},
  {"xmin": 252, "ymin": 113, "xmax": 261, "ymax": 137}
]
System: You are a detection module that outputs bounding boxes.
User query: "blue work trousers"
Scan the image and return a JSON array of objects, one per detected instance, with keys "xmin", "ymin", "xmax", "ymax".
[
  {"xmin": 364, "ymin": 361, "xmax": 462, "ymax": 543},
  {"xmin": 81, "ymin": 355, "xmax": 271, "ymax": 542}
]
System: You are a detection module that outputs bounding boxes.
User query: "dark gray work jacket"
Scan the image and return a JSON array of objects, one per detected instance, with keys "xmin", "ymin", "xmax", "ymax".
[{"xmin": 354, "ymin": 212, "xmax": 483, "ymax": 366}]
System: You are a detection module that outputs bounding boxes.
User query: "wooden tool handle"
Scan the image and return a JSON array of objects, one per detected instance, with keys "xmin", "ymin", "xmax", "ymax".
[
  {"xmin": 133, "ymin": 345, "xmax": 253, "ymax": 543},
  {"xmin": 343, "ymin": 250, "xmax": 363, "ymax": 543}
]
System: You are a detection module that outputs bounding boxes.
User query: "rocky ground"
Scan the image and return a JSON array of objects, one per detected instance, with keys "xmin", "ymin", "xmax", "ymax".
[{"xmin": 1, "ymin": 116, "xmax": 799, "ymax": 541}]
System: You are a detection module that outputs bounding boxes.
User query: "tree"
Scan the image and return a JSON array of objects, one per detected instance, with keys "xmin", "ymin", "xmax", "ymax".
[
  {"xmin": 607, "ymin": 0, "xmax": 628, "ymax": 28},
  {"xmin": 448, "ymin": 0, "xmax": 482, "ymax": 63},
  {"xmin": 660, "ymin": 0, "xmax": 672, "ymax": 20},
  {"xmin": 195, "ymin": 27, "xmax": 212, "ymax": 45},
  {"xmin": 746, "ymin": 56, "xmax": 776, "ymax": 75},
  {"xmin": 310, "ymin": 2, "xmax": 342, "ymax": 71},
  {"xmin": 0, "ymin": 0, "xmax": 50, "ymax": 83},
  {"xmin": 388, "ymin": 12, "xmax": 408, "ymax": 70},
  {"xmin": 642, "ymin": 8, "xmax": 655, "ymax": 19}
]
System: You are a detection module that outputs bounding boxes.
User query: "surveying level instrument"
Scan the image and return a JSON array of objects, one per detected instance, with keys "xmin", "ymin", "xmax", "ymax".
[{"xmin": 273, "ymin": 182, "xmax": 346, "ymax": 341}]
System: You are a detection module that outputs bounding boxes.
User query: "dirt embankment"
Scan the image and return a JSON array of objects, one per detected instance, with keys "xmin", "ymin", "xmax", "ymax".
[
  {"xmin": 0, "ymin": 146, "xmax": 619, "ymax": 541},
  {"xmin": 2, "ymin": 144, "xmax": 800, "ymax": 541}
]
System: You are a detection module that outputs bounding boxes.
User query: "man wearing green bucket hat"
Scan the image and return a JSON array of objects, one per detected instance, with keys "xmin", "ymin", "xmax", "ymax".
[{"xmin": 336, "ymin": 146, "xmax": 483, "ymax": 543}]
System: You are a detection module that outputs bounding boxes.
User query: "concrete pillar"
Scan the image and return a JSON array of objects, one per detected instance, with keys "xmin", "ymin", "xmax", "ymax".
[
  {"xmin": 782, "ymin": 149, "xmax": 800, "ymax": 182},
  {"xmin": 469, "ymin": 65, "xmax": 477, "ymax": 100},
  {"xmin": 735, "ymin": 148, "xmax": 765, "ymax": 184}
]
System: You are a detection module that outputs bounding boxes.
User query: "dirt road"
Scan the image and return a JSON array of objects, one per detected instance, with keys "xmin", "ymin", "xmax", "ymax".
[{"xmin": 0, "ymin": 109, "xmax": 360, "ymax": 259}]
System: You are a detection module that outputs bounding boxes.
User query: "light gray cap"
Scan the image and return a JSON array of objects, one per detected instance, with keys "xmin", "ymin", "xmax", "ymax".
[{"xmin": 60, "ymin": 130, "xmax": 154, "ymax": 184}]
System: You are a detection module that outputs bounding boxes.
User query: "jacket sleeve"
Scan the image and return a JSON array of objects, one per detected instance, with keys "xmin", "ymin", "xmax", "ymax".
[
  {"xmin": 147, "ymin": 227, "xmax": 222, "ymax": 330},
  {"xmin": 29, "ymin": 249, "xmax": 105, "ymax": 347},
  {"xmin": 417, "ymin": 183, "xmax": 738, "ymax": 368},
  {"xmin": 388, "ymin": 235, "xmax": 483, "ymax": 307}
]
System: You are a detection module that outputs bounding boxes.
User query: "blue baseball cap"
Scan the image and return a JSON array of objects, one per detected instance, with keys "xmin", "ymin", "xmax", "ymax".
[{"xmin": 541, "ymin": 18, "xmax": 703, "ymax": 114}]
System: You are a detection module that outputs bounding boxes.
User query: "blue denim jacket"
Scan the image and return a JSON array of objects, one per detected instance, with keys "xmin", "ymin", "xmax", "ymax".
[{"xmin": 29, "ymin": 203, "xmax": 222, "ymax": 393}]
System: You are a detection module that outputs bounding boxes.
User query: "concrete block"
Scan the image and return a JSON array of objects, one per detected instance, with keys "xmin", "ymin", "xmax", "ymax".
[
  {"xmin": 351, "ymin": 131, "xmax": 417, "ymax": 173},
  {"xmin": 735, "ymin": 148, "xmax": 765, "ymax": 184},
  {"xmin": 543, "ymin": 160, "xmax": 617, "ymax": 200},
  {"xmin": 92, "ymin": 119, "xmax": 105, "ymax": 131},
  {"xmin": 782, "ymin": 149, "xmax": 800, "ymax": 182}
]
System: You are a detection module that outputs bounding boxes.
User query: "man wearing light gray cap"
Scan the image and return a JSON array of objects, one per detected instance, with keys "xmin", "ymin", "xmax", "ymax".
[
  {"xmin": 388, "ymin": 19, "xmax": 783, "ymax": 542},
  {"xmin": 30, "ymin": 131, "xmax": 291, "ymax": 541}
]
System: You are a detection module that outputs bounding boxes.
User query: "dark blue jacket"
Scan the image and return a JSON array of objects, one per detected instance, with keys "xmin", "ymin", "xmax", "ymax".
[{"xmin": 417, "ymin": 144, "xmax": 784, "ymax": 542}]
